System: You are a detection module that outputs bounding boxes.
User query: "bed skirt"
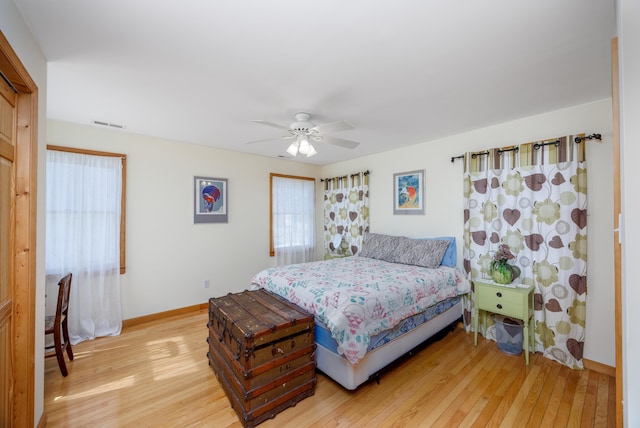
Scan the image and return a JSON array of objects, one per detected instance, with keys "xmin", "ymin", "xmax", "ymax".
[{"xmin": 315, "ymin": 299, "xmax": 463, "ymax": 390}]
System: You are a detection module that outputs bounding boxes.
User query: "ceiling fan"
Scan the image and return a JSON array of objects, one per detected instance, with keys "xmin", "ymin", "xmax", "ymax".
[{"xmin": 247, "ymin": 112, "xmax": 360, "ymax": 157}]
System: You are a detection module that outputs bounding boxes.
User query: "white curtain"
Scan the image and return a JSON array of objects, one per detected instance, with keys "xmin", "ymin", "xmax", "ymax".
[
  {"xmin": 46, "ymin": 150, "xmax": 122, "ymax": 344},
  {"xmin": 272, "ymin": 176, "xmax": 316, "ymax": 266}
]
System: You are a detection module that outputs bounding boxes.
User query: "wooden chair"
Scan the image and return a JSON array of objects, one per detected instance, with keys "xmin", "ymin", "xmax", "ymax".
[{"xmin": 45, "ymin": 273, "xmax": 74, "ymax": 376}]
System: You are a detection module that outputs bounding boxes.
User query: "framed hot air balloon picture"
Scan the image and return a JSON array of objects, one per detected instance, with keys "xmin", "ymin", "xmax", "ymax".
[
  {"xmin": 194, "ymin": 176, "xmax": 228, "ymax": 223},
  {"xmin": 393, "ymin": 169, "xmax": 425, "ymax": 215}
]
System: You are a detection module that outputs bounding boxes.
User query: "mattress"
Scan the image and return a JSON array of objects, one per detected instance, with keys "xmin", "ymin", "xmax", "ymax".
[
  {"xmin": 314, "ymin": 296, "xmax": 461, "ymax": 354},
  {"xmin": 251, "ymin": 256, "xmax": 471, "ymax": 365}
]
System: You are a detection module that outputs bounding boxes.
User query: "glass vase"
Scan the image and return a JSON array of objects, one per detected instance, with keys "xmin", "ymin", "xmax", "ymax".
[{"xmin": 491, "ymin": 262, "xmax": 514, "ymax": 284}]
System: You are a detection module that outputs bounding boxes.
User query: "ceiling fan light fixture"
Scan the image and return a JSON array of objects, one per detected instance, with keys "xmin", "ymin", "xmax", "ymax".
[
  {"xmin": 297, "ymin": 135, "xmax": 317, "ymax": 157},
  {"xmin": 306, "ymin": 144, "xmax": 317, "ymax": 157},
  {"xmin": 298, "ymin": 136, "xmax": 310, "ymax": 153},
  {"xmin": 286, "ymin": 141, "xmax": 299, "ymax": 156}
]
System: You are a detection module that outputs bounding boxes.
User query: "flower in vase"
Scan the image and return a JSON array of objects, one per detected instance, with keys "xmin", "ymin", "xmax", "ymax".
[{"xmin": 490, "ymin": 243, "xmax": 521, "ymax": 284}]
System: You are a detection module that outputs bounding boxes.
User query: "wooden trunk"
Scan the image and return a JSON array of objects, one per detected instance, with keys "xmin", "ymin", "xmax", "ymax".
[{"xmin": 207, "ymin": 289, "xmax": 316, "ymax": 428}]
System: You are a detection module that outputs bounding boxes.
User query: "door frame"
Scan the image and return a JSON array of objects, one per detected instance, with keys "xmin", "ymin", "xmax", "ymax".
[{"xmin": 0, "ymin": 30, "xmax": 39, "ymax": 427}]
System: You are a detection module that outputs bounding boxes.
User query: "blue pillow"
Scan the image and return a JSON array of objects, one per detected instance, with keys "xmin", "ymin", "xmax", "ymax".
[{"xmin": 419, "ymin": 237, "xmax": 457, "ymax": 267}]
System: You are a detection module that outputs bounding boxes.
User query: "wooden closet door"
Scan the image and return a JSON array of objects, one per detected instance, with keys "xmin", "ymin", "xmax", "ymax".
[
  {"xmin": 0, "ymin": 69, "xmax": 17, "ymax": 426},
  {"xmin": 0, "ymin": 30, "xmax": 38, "ymax": 427},
  {"xmin": 612, "ymin": 36, "xmax": 623, "ymax": 428}
]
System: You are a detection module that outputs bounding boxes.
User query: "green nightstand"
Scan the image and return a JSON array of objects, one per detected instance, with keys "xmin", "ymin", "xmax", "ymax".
[
  {"xmin": 473, "ymin": 280, "xmax": 535, "ymax": 365},
  {"xmin": 324, "ymin": 253, "xmax": 350, "ymax": 260}
]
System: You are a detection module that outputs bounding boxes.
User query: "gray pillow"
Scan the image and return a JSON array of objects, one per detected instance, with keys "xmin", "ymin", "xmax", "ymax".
[
  {"xmin": 359, "ymin": 233, "xmax": 407, "ymax": 262},
  {"xmin": 392, "ymin": 238, "xmax": 451, "ymax": 268}
]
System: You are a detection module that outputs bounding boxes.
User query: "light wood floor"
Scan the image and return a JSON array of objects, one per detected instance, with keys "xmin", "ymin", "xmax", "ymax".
[{"xmin": 44, "ymin": 309, "xmax": 615, "ymax": 427}]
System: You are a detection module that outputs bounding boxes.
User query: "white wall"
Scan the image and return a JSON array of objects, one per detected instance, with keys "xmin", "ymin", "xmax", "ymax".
[
  {"xmin": 321, "ymin": 99, "xmax": 615, "ymax": 368},
  {"xmin": 1, "ymin": 1, "xmax": 48, "ymax": 425},
  {"xmin": 619, "ymin": 0, "xmax": 639, "ymax": 425},
  {"xmin": 47, "ymin": 120, "xmax": 320, "ymax": 319}
]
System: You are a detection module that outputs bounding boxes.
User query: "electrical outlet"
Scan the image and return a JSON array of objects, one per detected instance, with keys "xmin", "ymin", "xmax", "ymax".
[{"xmin": 203, "ymin": 279, "xmax": 210, "ymax": 289}]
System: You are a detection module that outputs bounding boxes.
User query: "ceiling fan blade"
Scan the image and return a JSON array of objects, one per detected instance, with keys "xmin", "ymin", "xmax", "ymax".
[
  {"xmin": 251, "ymin": 120, "xmax": 290, "ymax": 131},
  {"xmin": 320, "ymin": 135, "xmax": 360, "ymax": 150},
  {"xmin": 245, "ymin": 137, "xmax": 281, "ymax": 144},
  {"xmin": 313, "ymin": 120, "xmax": 354, "ymax": 134}
]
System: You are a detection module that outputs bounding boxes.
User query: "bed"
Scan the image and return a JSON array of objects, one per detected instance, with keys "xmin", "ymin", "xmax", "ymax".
[{"xmin": 250, "ymin": 233, "xmax": 471, "ymax": 390}]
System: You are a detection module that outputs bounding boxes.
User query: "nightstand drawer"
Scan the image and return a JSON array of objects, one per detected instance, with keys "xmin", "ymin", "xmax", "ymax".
[{"xmin": 475, "ymin": 283, "xmax": 528, "ymax": 318}]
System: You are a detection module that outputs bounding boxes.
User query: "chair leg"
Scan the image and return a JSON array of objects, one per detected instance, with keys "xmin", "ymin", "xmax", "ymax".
[
  {"xmin": 54, "ymin": 327, "xmax": 68, "ymax": 377},
  {"xmin": 62, "ymin": 319, "xmax": 74, "ymax": 361}
]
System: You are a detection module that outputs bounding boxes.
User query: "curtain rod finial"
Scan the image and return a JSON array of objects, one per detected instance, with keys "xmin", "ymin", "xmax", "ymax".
[{"xmin": 575, "ymin": 133, "xmax": 602, "ymax": 144}]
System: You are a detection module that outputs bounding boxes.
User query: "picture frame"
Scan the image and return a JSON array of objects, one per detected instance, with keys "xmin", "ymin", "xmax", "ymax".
[
  {"xmin": 194, "ymin": 176, "xmax": 228, "ymax": 223},
  {"xmin": 393, "ymin": 169, "xmax": 425, "ymax": 215}
]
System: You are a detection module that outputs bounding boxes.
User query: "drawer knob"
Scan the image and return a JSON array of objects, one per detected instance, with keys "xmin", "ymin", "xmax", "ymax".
[
  {"xmin": 497, "ymin": 304, "xmax": 503, "ymax": 309},
  {"xmin": 496, "ymin": 292, "xmax": 502, "ymax": 297}
]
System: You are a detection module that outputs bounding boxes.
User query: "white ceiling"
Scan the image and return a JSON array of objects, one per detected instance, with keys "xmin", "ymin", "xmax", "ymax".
[{"xmin": 14, "ymin": 0, "xmax": 616, "ymax": 165}]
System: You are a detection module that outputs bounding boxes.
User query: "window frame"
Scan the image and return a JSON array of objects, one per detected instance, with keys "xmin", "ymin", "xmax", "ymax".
[
  {"xmin": 47, "ymin": 145, "xmax": 127, "ymax": 274},
  {"xmin": 269, "ymin": 173, "xmax": 315, "ymax": 257}
]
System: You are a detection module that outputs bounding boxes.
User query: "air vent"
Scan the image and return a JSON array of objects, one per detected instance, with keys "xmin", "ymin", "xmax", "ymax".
[{"xmin": 93, "ymin": 120, "xmax": 125, "ymax": 129}]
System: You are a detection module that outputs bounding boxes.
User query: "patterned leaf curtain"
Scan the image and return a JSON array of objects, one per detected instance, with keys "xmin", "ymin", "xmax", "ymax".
[
  {"xmin": 462, "ymin": 136, "xmax": 587, "ymax": 369},
  {"xmin": 323, "ymin": 171, "xmax": 370, "ymax": 257}
]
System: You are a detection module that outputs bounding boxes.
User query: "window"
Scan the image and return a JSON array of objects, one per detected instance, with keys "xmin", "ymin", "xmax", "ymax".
[
  {"xmin": 46, "ymin": 145, "xmax": 126, "ymax": 342},
  {"xmin": 270, "ymin": 173, "xmax": 316, "ymax": 265},
  {"xmin": 46, "ymin": 145, "xmax": 127, "ymax": 274}
]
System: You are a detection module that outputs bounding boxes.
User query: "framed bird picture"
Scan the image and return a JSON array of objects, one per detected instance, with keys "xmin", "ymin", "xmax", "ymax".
[
  {"xmin": 393, "ymin": 170, "xmax": 424, "ymax": 215},
  {"xmin": 194, "ymin": 176, "xmax": 228, "ymax": 223}
]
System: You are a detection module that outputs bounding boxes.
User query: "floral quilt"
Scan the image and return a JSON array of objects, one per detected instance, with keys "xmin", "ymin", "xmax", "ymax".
[{"xmin": 250, "ymin": 256, "xmax": 471, "ymax": 365}]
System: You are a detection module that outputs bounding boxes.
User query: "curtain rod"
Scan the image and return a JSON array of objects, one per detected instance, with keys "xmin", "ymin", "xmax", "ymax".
[
  {"xmin": 464, "ymin": 150, "xmax": 490, "ymax": 161},
  {"xmin": 450, "ymin": 133, "xmax": 602, "ymax": 163},
  {"xmin": 533, "ymin": 139, "xmax": 560, "ymax": 150},
  {"xmin": 574, "ymin": 133, "xmax": 602, "ymax": 143},
  {"xmin": 320, "ymin": 170, "xmax": 370, "ymax": 182},
  {"xmin": 498, "ymin": 146, "xmax": 519, "ymax": 154}
]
